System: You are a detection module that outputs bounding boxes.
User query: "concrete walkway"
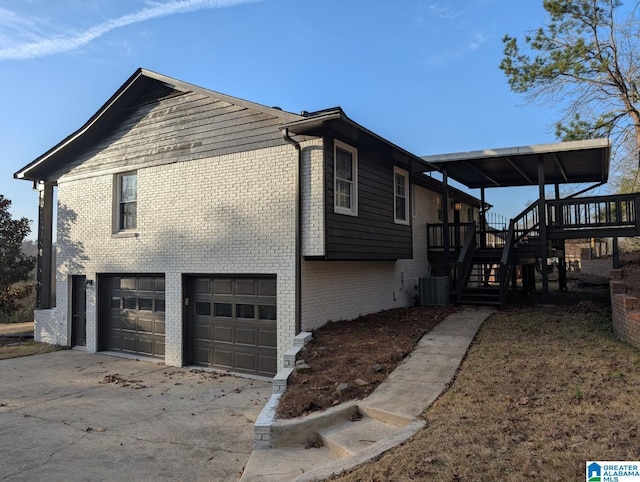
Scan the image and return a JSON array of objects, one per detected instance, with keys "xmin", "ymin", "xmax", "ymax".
[{"xmin": 241, "ymin": 307, "xmax": 493, "ymax": 481}]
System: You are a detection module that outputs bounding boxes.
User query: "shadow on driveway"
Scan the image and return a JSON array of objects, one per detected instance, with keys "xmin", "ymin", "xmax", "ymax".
[{"xmin": 0, "ymin": 351, "xmax": 270, "ymax": 481}]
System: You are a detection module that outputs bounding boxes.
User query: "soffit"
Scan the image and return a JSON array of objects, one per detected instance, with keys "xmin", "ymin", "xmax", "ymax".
[{"xmin": 420, "ymin": 139, "xmax": 611, "ymax": 189}]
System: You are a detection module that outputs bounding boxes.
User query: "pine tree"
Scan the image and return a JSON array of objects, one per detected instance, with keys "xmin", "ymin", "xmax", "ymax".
[{"xmin": 501, "ymin": 0, "xmax": 640, "ymax": 191}]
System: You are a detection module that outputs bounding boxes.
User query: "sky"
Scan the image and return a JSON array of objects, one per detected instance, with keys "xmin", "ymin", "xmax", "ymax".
[{"xmin": 0, "ymin": 0, "xmax": 567, "ymax": 237}]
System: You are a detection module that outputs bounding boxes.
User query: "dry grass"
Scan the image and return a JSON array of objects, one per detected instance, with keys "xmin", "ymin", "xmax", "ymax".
[
  {"xmin": 333, "ymin": 287, "xmax": 640, "ymax": 481},
  {"xmin": 0, "ymin": 337, "xmax": 63, "ymax": 360}
]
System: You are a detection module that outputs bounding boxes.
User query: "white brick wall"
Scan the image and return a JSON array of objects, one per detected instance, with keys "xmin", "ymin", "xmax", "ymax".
[
  {"xmin": 40, "ymin": 140, "xmax": 462, "ymax": 371},
  {"xmin": 300, "ymin": 184, "xmax": 437, "ymax": 330},
  {"xmin": 301, "ymin": 260, "xmax": 396, "ymax": 331},
  {"xmin": 49, "ymin": 144, "xmax": 299, "ymax": 368},
  {"xmin": 395, "ymin": 184, "xmax": 437, "ymax": 302},
  {"xmin": 301, "ymin": 139, "xmax": 325, "ymax": 257}
]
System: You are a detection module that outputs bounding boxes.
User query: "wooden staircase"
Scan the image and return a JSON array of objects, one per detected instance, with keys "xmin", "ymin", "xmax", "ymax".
[
  {"xmin": 428, "ymin": 192, "xmax": 640, "ymax": 308},
  {"xmin": 457, "ymin": 248, "xmax": 503, "ymax": 306}
]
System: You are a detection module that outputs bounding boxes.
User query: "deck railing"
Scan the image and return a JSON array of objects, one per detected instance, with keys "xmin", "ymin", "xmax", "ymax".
[
  {"xmin": 427, "ymin": 222, "xmax": 474, "ymax": 250},
  {"xmin": 546, "ymin": 193, "xmax": 638, "ymax": 231},
  {"xmin": 512, "ymin": 200, "xmax": 540, "ymax": 245},
  {"xmin": 427, "ymin": 222, "xmax": 509, "ymax": 250}
]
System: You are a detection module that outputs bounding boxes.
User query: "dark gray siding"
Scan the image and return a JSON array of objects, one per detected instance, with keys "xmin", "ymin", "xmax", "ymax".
[
  {"xmin": 324, "ymin": 138, "xmax": 413, "ymax": 260},
  {"xmin": 57, "ymin": 91, "xmax": 290, "ymax": 179}
]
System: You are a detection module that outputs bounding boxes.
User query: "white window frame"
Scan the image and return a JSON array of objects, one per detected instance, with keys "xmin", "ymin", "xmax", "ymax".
[
  {"xmin": 115, "ymin": 171, "xmax": 137, "ymax": 232},
  {"xmin": 393, "ymin": 166, "xmax": 410, "ymax": 225},
  {"xmin": 333, "ymin": 140, "xmax": 358, "ymax": 216}
]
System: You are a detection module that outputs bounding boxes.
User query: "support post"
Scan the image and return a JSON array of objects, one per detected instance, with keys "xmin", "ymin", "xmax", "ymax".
[
  {"xmin": 559, "ymin": 240, "xmax": 567, "ymax": 291},
  {"xmin": 613, "ymin": 236, "xmax": 620, "ymax": 269},
  {"xmin": 36, "ymin": 182, "xmax": 54, "ymax": 309},
  {"xmin": 480, "ymin": 187, "xmax": 486, "ymax": 249},
  {"xmin": 442, "ymin": 166, "xmax": 450, "ymax": 278},
  {"xmin": 538, "ymin": 156, "xmax": 549, "ymax": 302}
]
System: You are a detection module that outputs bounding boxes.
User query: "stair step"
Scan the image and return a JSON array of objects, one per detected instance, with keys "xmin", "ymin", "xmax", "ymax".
[
  {"xmin": 471, "ymin": 254, "xmax": 502, "ymax": 262},
  {"xmin": 458, "ymin": 299, "xmax": 503, "ymax": 307},
  {"xmin": 462, "ymin": 286, "xmax": 500, "ymax": 292},
  {"xmin": 319, "ymin": 416, "xmax": 399, "ymax": 458},
  {"xmin": 460, "ymin": 295, "xmax": 500, "ymax": 302},
  {"xmin": 240, "ymin": 446, "xmax": 337, "ymax": 481}
]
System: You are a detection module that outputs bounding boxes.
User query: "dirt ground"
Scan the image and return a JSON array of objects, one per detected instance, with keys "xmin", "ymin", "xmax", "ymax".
[{"xmin": 277, "ymin": 305, "xmax": 457, "ymax": 419}]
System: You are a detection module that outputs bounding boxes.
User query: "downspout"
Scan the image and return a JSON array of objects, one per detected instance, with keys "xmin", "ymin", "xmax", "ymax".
[{"xmin": 282, "ymin": 129, "xmax": 302, "ymax": 335}]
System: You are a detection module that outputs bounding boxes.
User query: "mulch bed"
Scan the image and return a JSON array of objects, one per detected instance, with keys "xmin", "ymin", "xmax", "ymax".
[{"xmin": 276, "ymin": 305, "xmax": 457, "ymax": 419}]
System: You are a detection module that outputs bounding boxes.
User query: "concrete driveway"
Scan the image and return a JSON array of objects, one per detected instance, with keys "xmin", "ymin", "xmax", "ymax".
[{"xmin": 0, "ymin": 351, "xmax": 270, "ymax": 481}]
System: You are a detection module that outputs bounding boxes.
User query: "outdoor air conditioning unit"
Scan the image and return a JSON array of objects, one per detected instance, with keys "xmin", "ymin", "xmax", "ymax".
[{"xmin": 419, "ymin": 276, "xmax": 450, "ymax": 306}]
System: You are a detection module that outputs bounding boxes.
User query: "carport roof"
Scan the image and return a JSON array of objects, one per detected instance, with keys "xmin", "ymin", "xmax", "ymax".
[{"xmin": 420, "ymin": 138, "xmax": 611, "ymax": 189}]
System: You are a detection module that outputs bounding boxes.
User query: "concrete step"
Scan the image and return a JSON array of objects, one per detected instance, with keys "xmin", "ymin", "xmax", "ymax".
[
  {"xmin": 241, "ymin": 446, "xmax": 338, "ymax": 481},
  {"xmin": 318, "ymin": 415, "xmax": 400, "ymax": 458}
]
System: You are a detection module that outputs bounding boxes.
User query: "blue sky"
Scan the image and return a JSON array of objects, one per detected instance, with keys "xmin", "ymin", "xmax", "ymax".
[{"xmin": 1, "ymin": 0, "xmax": 560, "ymax": 236}]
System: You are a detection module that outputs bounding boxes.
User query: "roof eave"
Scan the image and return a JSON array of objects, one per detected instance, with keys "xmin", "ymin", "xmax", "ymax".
[{"xmin": 282, "ymin": 111, "xmax": 437, "ymax": 173}]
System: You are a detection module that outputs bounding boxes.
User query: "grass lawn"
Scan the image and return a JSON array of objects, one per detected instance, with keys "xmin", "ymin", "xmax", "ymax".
[{"xmin": 333, "ymin": 288, "xmax": 640, "ymax": 481}]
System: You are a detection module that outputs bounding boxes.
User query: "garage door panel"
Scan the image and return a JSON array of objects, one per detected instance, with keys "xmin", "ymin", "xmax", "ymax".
[
  {"xmin": 258, "ymin": 327, "xmax": 277, "ymax": 348},
  {"xmin": 137, "ymin": 337, "xmax": 153, "ymax": 355},
  {"xmin": 258, "ymin": 279, "xmax": 276, "ymax": 297},
  {"xmin": 235, "ymin": 279, "xmax": 255, "ymax": 296},
  {"xmin": 155, "ymin": 320, "xmax": 165, "ymax": 335},
  {"xmin": 100, "ymin": 275, "xmax": 165, "ymax": 359},
  {"xmin": 109, "ymin": 335, "xmax": 122, "ymax": 350},
  {"xmin": 213, "ymin": 325, "xmax": 233, "ymax": 343},
  {"xmin": 213, "ymin": 279, "xmax": 233, "ymax": 295},
  {"xmin": 122, "ymin": 316, "xmax": 137, "ymax": 331},
  {"xmin": 193, "ymin": 343, "xmax": 209, "ymax": 362},
  {"xmin": 213, "ymin": 349, "xmax": 233, "ymax": 368},
  {"xmin": 258, "ymin": 354, "xmax": 277, "ymax": 375},
  {"xmin": 235, "ymin": 327, "xmax": 255, "ymax": 345},
  {"xmin": 122, "ymin": 335, "xmax": 137, "ymax": 353},
  {"xmin": 193, "ymin": 323, "xmax": 210, "ymax": 340},
  {"xmin": 188, "ymin": 276, "xmax": 277, "ymax": 376},
  {"xmin": 235, "ymin": 352, "xmax": 256, "ymax": 371},
  {"xmin": 108, "ymin": 316, "xmax": 122, "ymax": 330},
  {"xmin": 155, "ymin": 341, "xmax": 165, "ymax": 356},
  {"xmin": 137, "ymin": 317, "xmax": 154, "ymax": 334}
]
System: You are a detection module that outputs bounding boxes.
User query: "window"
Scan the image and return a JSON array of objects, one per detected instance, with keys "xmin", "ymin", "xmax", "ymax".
[
  {"xmin": 437, "ymin": 196, "xmax": 443, "ymax": 221},
  {"xmin": 393, "ymin": 167, "xmax": 409, "ymax": 224},
  {"xmin": 334, "ymin": 140, "xmax": 358, "ymax": 216},
  {"xmin": 117, "ymin": 172, "xmax": 137, "ymax": 231}
]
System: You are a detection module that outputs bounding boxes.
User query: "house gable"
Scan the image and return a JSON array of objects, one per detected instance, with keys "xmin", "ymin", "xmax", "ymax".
[{"xmin": 14, "ymin": 68, "xmax": 305, "ymax": 183}]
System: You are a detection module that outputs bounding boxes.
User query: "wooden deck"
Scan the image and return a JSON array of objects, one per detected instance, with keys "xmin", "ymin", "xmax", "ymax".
[{"xmin": 426, "ymin": 193, "xmax": 640, "ymax": 306}]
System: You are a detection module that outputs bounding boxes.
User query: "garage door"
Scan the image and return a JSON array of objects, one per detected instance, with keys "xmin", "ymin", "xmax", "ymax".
[
  {"xmin": 186, "ymin": 276, "xmax": 277, "ymax": 377},
  {"xmin": 99, "ymin": 275, "xmax": 165, "ymax": 358}
]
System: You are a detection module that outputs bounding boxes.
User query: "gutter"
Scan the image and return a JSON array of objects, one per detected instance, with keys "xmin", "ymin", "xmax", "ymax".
[{"xmin": 282, "ymin": 129, "xmax": 302, "ymax": 335}]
